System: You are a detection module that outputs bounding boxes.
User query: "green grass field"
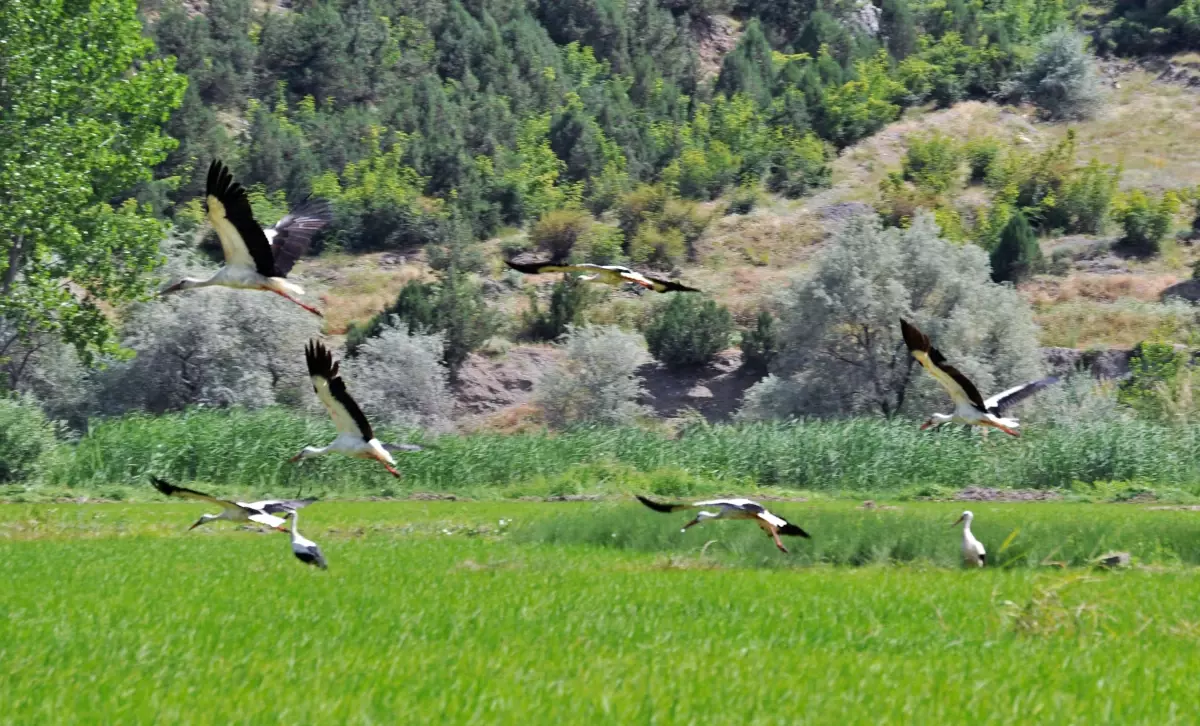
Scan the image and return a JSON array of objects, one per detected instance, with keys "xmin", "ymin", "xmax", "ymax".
[{"xmin": 3, "ymin": 501, "xmax": 1200, "ymax": 724}]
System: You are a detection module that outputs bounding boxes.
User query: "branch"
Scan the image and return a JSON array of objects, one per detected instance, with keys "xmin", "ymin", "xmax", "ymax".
[{"xmin": 2, "ymin": 235, "xmax": 23, "ymax": 298}]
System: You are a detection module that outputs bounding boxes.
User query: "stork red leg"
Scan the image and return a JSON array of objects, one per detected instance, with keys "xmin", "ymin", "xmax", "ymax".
[
  {"xmin": 270, "ymin": 288, "xmax": 323, "ymax": 317},
  {"xmin": 382, "ymin": 462, "xmax": 403, "ymax": 479}
]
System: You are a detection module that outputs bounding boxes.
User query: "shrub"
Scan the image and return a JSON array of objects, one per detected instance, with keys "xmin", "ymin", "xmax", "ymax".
[
  {"xmin": 1114, "ymin": 190, "xmax": 1179, "ymax": 256},
  {"xmin": 765, "ymin": 132, "xmax": 831, "ymax": 198},
  {"xmin": 1057, "ymin": 159, "xmax": 1121, "ymax": 234},
  {"xmin": 616, "ymin": 184, "xmax": 669, "ymax": 239},
  {"xmin": 963, "ymin": 137, "xmax": 1000, "ymax": 183},
  {"xmin": 1007, "ymin": 29, "xmax": 1103, "ymax": 121},
  {"xmin": 1118, "ymin": 341, "xmax": 1189, "ymax": 421},
  {"xmin": 522, "ymin": 274, "xmax": 597, "ymax": 342},
  {"xmin": 644, "ymin": 295, "xmax": 734, "ymax": 369},
  {"xmin": 628, "ymin": 224, "xmax": 686, "ymax": 268},
  {"xmin": 902, "ymin": 133, "xmax": 962, "ymax": 194},
  {"xmin": 0, "ymin": 395, "xmax": 60, "ymax": 483},
  {"xmin": 990, "ymin": 210, "xmax": 1043, "ymax": 284},
  {"xmin": 741, "ymin": 212, "xmax": 1043, "ymax": 420},
  {"xmin": 576, "ymin": 223, "xmax": 625, "ymax": 265},
  {"xmin": 529, "ymin": 208, "xmax": 593, "ymax": 263},
  {"xmin": 342, "ymin": 321, "xmax": 454, "ymax": 430},
  {"xmin": 726, "ymin": 186, "xmax": 760, "ymax": 215},
  {"xmin": 740, "ymin": 310, "xmax": 780, "ymax": 374},
  {"xmin": 534, "ymin": 326, "xmax": 649, "ymax": 428},
  {"xmin": 347, "ymin": 268, "xmax": 501, "ymax": 376}
]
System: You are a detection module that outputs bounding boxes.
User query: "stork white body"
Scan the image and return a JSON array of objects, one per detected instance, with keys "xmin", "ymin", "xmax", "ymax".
[
  {"xmin": 284, "ymin": 511, "xmax": 327, "ymax": 569},
  {"xmin": 504, "ymin": 260, "xmax": 701, "ymax": 293},
  {"xmin": 954, "ymin": 510, "xmax": 986, "ymax": 568}
]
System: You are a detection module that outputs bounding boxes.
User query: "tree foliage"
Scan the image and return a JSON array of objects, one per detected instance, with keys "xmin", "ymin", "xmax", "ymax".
[
  {"xmin": 1006, "ymin": 29, "xmax": 1103, "ymax": 121},
  {"xmin": 342, "ymin": 321, "xmax": 454, "ymax": 430},
  {"xmin": 644, "ymin": 295, "xmax": 734, "ymax": 369},
  {"xmin": 990, "ymin": 209, "xmax": 1042, "ymax": 284},
  {"xmin": 0, "ymin": 0, "xmax": 186, "ymax": 362},
  {"xmin": 535, "ymin": 325, "xmax": 648, "ymax": 428}
]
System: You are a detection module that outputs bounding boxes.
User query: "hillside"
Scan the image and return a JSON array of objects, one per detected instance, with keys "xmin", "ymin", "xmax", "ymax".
[{"xmin": 12, "ymin": 0, "xmax": 1200, "ymax": 433}]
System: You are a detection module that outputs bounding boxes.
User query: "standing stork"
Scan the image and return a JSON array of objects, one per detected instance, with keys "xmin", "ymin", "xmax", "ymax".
[
  {"xmin": 953, "ymin": 510, "xmax": 986, "ymax": 567},
  {"xmin": 150, "ymin": 477, "xmax": 313, "ymax": 531},
  {"xmin": 291, "ymin": 340, "xmax": 425, "ymax": 478},
  {"xmin": 901, "ymin": 319, "xmax": 1058, "ymax": 437},
  {"xmin": 161, "ymin": 160, "xmax": 330, "ymax": 316},
  {"xmin": 636, "ymin": 495, "xmax": 810, "ymax": 553},
  {"xmin": 505, "ymin": 260, "xmax": 702, "ymax": 293},
  {"xmin": 282, "ymin": 511, "xmax": 327, "ymax": 569}
]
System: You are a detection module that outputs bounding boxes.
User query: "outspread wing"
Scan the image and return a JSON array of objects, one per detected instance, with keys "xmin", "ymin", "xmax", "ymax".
[
  {"xmin": 265, "ymin": 198, "xmax": 331, "ymax": 277},
  {"xmin": 642, "ymin": 274, "xmax": 702, "ymax": 293},
  {"xmin": 694, "ymin": 498, "xmax": 756, "ymax": 508},
  {"xmin": 249, "ymin": 498, "xmax": 318, "ymax": 514},
  {"xmin": 383, "ymin": 442, "xmax": 427, "ymax": 454},
  {"xmin": 636, "ymin": 494, "xmax": 691, "ymax": 513},
  {"xmin": 305, "ymin": 339, "xmax": 373, "ymax": 440},
  {"xmin": 985, "ymin": 376, "xmax": 1060, "ymax": 415},
  {"xmin": 900, "ymin": 319, "xmax": 987, "ymax": 412},
  {"xmin": 504, "ymin": 260, "xmax": 579, "ymax": 275},
  {"xmin": 205, "ymin": 160, "xmax": 276, "ymax": 276},
  {"xmin": 248, "ymin": 512, "xmax": 286, "ymax": 529},
  {"xmin": 150, "ymin": 477, "xmax": 235, "ymax": 510}
]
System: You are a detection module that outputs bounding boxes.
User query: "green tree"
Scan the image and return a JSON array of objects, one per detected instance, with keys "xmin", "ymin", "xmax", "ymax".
[
  {"xmin": 990, "ymin": 210, "xmax": 1042, "ymax": 284},
  {"xmin": 644, "ymin": 295, "xmax": 734, "ymax": 369},
  {"xmin": 522, "ymin": 274, "xmax": 596, "ymax": 341},
  {"xmin": 0, "ymin": 0, "xmax": 186, "ymax": 363},
  {"xmin": 740, "ymin": 309, "xmax": 780, "ymax": 374}
]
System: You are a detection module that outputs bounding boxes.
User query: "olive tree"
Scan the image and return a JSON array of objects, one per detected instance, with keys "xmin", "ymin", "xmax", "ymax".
[
  {"xmin": 535, "ymin": 325, "xmax": 649, "ymax": 428},
  {"xmin": 740, "ymin": 212, "xmax": 1043, "ymax": 420}
]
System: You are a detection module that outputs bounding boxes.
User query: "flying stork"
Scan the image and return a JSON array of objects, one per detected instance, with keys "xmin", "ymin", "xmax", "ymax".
[
  {"xmin": 504, "ymin": 260, "xmax": 701, "ymax": 293},
  {"xmin": 150, "ymin": 477, "xmax": 314, "ymax": 531},
  {"xmin": 282, "ymin": 511, "xmax": 327, "ymax": 570},
  {"xmin": 953, "ymin": 510, "xmax": 986, "ymax": 567},
  {"xmin": 161, "ymin": 160, "xmax": 330, "ymax": 316},
  {"xmin": 291, "ymin": 339, "xmax": 424, "ymax": 478},
  {"xmin": 636, "ymin": 495, "xmax": 810, "ymax": 553},
  {"xmin": 901, "ymin": 319, "xmax": 1058, "ymax": 437}
]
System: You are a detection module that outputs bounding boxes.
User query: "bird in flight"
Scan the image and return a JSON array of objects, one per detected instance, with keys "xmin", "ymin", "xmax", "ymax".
[
  {"xmin": 291, "ymin": 339, "xmax": 424, "ymax": 478},
  {"xmin": 149, "ymin": 477, "xmax": 313, "ymax": 531},
  {"xmin": 900, "ymin": 319, "xmax": 1058, "ymax": 437},
  {"xmin": 161, "ymin": 160, "xmax": 330, "ymax": 316},
  {"xmin": 504, "ymin": 260, "xmax": 701, "ymax": 293},
  {"xmin": 636, "ymin": 495, "xmax": 810, "ymax": 553}
]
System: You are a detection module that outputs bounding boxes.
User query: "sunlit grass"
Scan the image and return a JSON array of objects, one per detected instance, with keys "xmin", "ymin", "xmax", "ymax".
[{"xmin": 2, "ymin": 502, "xmax": 1200, "ymax": 723}]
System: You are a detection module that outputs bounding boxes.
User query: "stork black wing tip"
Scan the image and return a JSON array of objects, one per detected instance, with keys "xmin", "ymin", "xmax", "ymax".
[
  {"xmin": 636, "ymin": 494, "xmax": 680, "ymax": 513},
  {"xmin": 504, "ymin": 259, "xmax": 549, "ymax": 274},
  {"xmin": 899, "ymin": 318, "xmax": 928, "ymax": 353},
  {"xmin": 150, "ymin": 476, "xmax": 175, "ymax": 495},
  {"xmin": 778, "ymin": 522, "xmax": 811, "ymax": 539}
]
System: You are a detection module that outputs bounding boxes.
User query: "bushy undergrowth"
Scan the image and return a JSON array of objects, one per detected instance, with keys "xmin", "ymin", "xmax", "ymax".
[{"xmin": 30, "ymin": 408, "xmax": 1200, "ymax": 496}]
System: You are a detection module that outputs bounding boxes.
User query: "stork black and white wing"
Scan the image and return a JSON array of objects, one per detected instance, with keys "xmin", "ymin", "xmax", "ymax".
[
  {"xmin": 266, "ymin": 198, "xmax": 332, "ymax": 277},
  {"xmin": 305, "ymin": 340, "xmax": 374, "ymax": 440},
  {"xmin": 636, "ymin": 494, "xmax": 690, "ymax": 513},
  {"xmin": 150, "ymin": 477, "xmax": 229, "ymax": 508},
  {"xmin": 900, "ymin": 319, "xmax": 987, "ymax": 412},
  {"xmin": 985, "ymin": 376, "xmax": 1060, "ymax": 415},
  {"xmin": 205, "ymin": 160, "xmax": 277, "ymax": 276}
]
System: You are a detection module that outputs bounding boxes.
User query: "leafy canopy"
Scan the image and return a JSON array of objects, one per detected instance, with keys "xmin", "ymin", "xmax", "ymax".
[{"xmin": 0, "ymin": 0, "xmax": 185, "ymax": 363}]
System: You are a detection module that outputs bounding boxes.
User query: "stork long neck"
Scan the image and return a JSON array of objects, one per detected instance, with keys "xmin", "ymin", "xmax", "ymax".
[{"xmin": 289, "ymin": 513, "xmax": 300, "ymax": 540}]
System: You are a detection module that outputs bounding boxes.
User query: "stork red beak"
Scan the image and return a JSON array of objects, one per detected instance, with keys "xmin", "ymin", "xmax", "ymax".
[
  {"xmin": 288, "ymin": 453, "xmax": 304, "ymax": 463},
  {"xmin": 952, "ymin": 515, "xmax": 965, "ymax": 527},
  {"xmin": 188, "ymin": 519, "xmax": 204, "ymax": 531},
  {"xmin": 919, "ymin": 421, "xmax": 933, "ymax": 431},
  {"xmin": 161, "ymin": 281, "xmax": 184, "ymax": 295}
]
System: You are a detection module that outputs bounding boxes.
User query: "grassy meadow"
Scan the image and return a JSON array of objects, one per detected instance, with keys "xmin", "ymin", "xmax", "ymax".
[{"xmin": 4, "ymin": 501, "xmax": 1200, "ymax": 724}]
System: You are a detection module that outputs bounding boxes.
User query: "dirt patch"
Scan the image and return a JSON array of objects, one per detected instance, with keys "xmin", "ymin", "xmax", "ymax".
[
  {"xmin": 406, "ymin": 492, "xmax": 460, "ymax": 501},
  {"xmin": 1147, "ymin": 505, "xmax": 1200, "ymax": 511},
  {"xmin": 692, "ymin": 15, "xmax": 741, "ymax": 81},
  {"xmin": 954, "ymin": 486, "xmax": 1062, "ymax": 502},
  {"xmin": 639, "ymin": 349, "xmax": 764, "ymax": 422},
  {"xmin": 453, "ymin": 345, "xmax": 563, "ymax": 418}
]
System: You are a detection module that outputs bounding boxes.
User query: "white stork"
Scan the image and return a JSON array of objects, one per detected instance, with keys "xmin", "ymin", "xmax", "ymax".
[
  {"xmin": 161, "ymin": 160, "xmax": 330, "ymax": 316},
  {"xmin": 505, "ymin": 260, "xmax": 701, "ymax": 293},
  {"xmin": 291, "ymin": 339, "xmax": 425, "ymax": 478},
  {"xmin": 150, "ymin": 477, "xmax": 314, "ymax": 531},
  {"xmin": 282, "ymin": 511, "xmax": 327, "ymax": 570},
  {"xmin": 953, "ymin": 510, "xmax": 986, "ymax": 567},
  {"xmin": 636, "ymin": 495, "xmax": 810, "ymax": 553},
  {"xmin": 901, "ymin": 319, "xmax": 1058, "ymax": 437}
]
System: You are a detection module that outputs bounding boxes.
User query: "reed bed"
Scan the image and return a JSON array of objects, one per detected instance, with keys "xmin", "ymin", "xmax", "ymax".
[{"xmin": 35, "ymin": 407, "xmax": 1200, "ymax": 496}]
